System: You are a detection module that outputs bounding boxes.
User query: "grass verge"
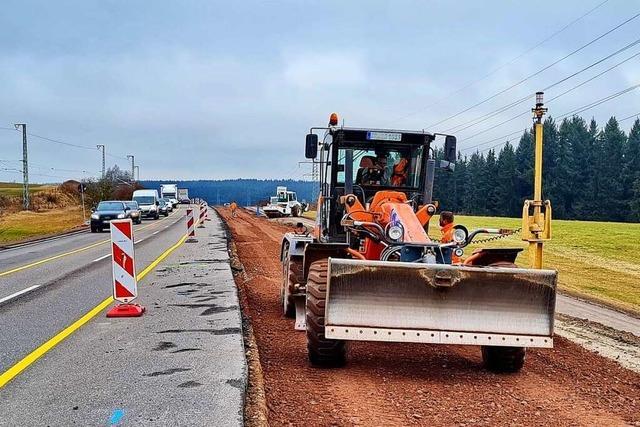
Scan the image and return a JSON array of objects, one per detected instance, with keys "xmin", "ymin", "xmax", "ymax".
[{"xmin": 0, "ymin": 206, "xmax": 86, "ymax": 244}]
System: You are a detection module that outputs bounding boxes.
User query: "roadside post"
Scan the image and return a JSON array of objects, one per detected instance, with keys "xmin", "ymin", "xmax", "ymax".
[
  {"xmin": 198, "ymin": 203, "xmax": 206, "ymax": 228},
  {"xmin": 205, "ymin": 202, "xmax": 211, "ymax": 221},
  {"xmin": 106, "ymin": 219, "xmax": 145, "ymax": 317},
  {"xmin": 186, "ymin": 208, "xmax": 197, "ymax": 243}
]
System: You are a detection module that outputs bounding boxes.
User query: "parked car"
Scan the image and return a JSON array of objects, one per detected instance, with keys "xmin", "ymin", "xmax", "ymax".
[
  {"xmin": 132, "ymin": 189, "xmax": 160, "ymax": 220},
  {"xmin": 125, "ymin": 201, "xmax": 142, "ymax": 224},
  {"xmin": 161, "ymin": 197, "xmax": 174, "ymax": 211},
  {"xmin": 158, "ymin": 199, "xmax": 170, "ymax": 217},
  {"xmin": 90, "ymin": 201, "xmax": 129, "ymax": 232}
]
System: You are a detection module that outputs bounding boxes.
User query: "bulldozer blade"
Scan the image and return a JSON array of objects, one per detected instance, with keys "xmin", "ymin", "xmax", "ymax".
[
  {"xmin": 294, "ymin": 295, "xmax": 306, "ymax": 331},
  {"xmin": 325, "ymin": 259, "xmax": 557, "ymax": 347}
]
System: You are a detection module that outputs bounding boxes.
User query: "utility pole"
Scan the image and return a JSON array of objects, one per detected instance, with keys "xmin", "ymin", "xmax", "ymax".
[
  {"xmin": 127, "ymin": 155, "xmax": 135, "ymax": 182},
  {"xmin": 96, "ymin": 145, "xmax": 106, "ymax": 179},
  {"xmin": 14, "ymin": 123, "xmax": 28, "ymax": 210},
  {"xmin": 522, "ymin": 92, "xmax": 551, "ymax": 269}
]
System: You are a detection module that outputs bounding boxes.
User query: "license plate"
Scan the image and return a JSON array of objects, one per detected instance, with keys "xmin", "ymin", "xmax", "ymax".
[{"xmin": 367, "ymin": 131, "xmax": 402, "ymax": 142}]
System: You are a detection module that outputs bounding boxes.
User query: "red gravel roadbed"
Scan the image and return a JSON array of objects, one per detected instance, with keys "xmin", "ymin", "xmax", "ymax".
[{"xmin": 218, "ymin": 207, "xmax": 640, "ymax": 427}]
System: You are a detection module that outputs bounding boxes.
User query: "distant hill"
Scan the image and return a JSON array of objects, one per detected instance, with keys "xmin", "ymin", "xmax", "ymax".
[{"xmin": 138, "ymin": 179, "xmax": 314, "ymax": 205}]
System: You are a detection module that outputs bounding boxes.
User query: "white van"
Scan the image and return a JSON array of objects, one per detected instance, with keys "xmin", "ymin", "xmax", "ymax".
[{"xmin": 132, "ymin": 189, "xmax": 160, "ymax": 220}]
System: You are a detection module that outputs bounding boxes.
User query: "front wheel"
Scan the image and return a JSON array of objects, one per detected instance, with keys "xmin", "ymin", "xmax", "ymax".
[
  {"xmin": 280, "ymin": 245, "xmax": 296, "ymax": 318},
  {"xmin": 291, "ymin": 206, "xmax": 299, "ymax": 217},
  {"xmin": 306, "ymin": 259, "xmax": 347, "ymax": 367},
  {"xmin": 481, "ymin": 346, "xmax": 526, "ymax": 373}
]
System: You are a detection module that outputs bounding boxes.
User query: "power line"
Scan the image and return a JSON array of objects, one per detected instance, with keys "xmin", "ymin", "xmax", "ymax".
[
  {"xmin": 444, "ymin": 37, "xmax": 640, "ymax": 135},
  {"xmin": 466, "ymin": 83, "xmax": 640, "ymax": 154},
  {"xmin": 388, "ymin": 0, "xmax": 611, "ymax": 125},
  {"xmin": 455, "ymin": 48, "xmax": 640, "ymax": 145},
  {"xmin": 425, "ymin": 10, "xmax": 640, "ymax": 130}
]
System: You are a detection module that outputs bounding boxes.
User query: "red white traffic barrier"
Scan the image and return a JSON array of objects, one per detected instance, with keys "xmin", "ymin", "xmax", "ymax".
[
  {"xmin": 198, "ymin": 203, "xmax": 206, "ymax": 228},
  {"xmin": 106, "ymin": 219, "xmax": 145, "ymax": 317},
  {"xmin": 204, "ymin": 203, "xmax": 211, "ymax": 221},
  {"xmin": 186, "ymin": 208, "xmax": 197, "ymax": 242}
]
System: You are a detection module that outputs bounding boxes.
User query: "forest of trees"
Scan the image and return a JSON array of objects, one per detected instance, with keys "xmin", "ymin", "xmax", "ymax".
[{"xmin": 433, "ymin": 116, "xmax": 640, "ymax": 222}]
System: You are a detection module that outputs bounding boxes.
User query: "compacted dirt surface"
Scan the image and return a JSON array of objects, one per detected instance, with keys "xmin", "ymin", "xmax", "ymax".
[{"xmin": 218, "ymin": 207, "xmax": 640, "ymax": 427}]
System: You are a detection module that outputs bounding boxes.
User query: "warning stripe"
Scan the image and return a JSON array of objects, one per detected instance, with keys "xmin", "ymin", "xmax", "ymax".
[
  {"xmin": 112, "ymin": 220, "xmax": 132, "ymax": 240},
  {"xmin": 115, "ymin": 279, "xmax": 135, "ymax": 298},
  {"xmin": 112, "ymin": 242, "xmax": 134, "ymax": 277}
]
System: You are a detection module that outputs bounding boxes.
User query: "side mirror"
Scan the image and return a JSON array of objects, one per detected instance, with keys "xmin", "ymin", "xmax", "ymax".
[
  {"xmin": 444, "ymin": 135, "xmax": 457, "ymax": 163},
  {"xmin": 305, "ymin": 134, "xmax": 318, "ymax": 159}
]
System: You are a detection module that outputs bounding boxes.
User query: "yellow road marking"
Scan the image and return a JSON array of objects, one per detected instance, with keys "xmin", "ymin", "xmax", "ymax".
[
  {"xmin": 0, "ymin": 209, "xmax": 180, "ymax": 278},
  {"xmin": 0, "ymin": 232, "xmax": 189, "ymax": 388}
]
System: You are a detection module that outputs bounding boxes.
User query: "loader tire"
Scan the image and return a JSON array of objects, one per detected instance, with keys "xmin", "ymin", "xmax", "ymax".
[
  {"xmin": 280, "ymin": 245, "xmax": 300, "ymax": 318},
  {"xmin": 481, "ymin": 260, "xmax": 526, "ymax": 373},
  {"xmin": 481, "ymin": 346, "xmax": 526, "ymax": 373},
  {"xmin": 291, "ymin": 206, "xmax": 300, "ymax": 217},
  {"xmin": 306, "ymin": 260, "xmax": 347, "ymax": 367}
]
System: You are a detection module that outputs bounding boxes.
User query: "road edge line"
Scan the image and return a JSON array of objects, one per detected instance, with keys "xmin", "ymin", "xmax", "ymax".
[{"xmin": 0, "ymin": 233, "xmax": 188, "ymax": 389}]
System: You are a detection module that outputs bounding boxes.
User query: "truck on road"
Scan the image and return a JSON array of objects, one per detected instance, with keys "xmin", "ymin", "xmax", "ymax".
[
  {"xmin": 160, "ymin": 184, "xmax": 179, "ymax": 207},
  {"xmin": 178, "ymin": 188, "xmax": 189, "ymax": 204}
]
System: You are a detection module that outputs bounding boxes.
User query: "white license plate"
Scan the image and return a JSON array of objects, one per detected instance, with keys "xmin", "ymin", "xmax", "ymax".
[{"xmin": 367, "ymin": 131, "xmax": 402, "ymax": 142}]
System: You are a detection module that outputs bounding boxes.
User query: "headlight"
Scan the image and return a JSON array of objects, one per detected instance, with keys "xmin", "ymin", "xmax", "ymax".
[
  {"xmin": 91, "ymin": 213, "xmax": 99, "ymax": 219},
  {"xmin": 387, "ymin": 225, "xmax": 404, "ymax": 241},
  {"xmin": 452, "ymin": 226, "xmax": 468, "ymax": 244},
  {"xmin": 117, "ymin": 213, "xmax": 125, "ymax": 219}
]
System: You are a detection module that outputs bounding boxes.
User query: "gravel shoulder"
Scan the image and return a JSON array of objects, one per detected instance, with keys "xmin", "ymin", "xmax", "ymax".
[{"xmin": 219, "ymin": 206, "xmax": 640, "ymax": 427}]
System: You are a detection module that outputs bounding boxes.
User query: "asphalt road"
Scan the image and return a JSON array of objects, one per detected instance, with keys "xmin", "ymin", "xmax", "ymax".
[
  {"xmin": 0, "ymin": 211, "xmax": 246, "ymax": 426},
  {"xmin": 0, "ymin": 206, "xmax": 187, "ymax": 374}
]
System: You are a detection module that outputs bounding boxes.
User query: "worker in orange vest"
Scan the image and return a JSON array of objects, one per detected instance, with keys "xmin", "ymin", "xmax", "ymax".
[
  {"xmin": 230, "ymin": 201, "xmax": 238, "ymax": 217},
  {"xmin": 439, "ymin": 211, "xmax": 461, "ymax": 264}
]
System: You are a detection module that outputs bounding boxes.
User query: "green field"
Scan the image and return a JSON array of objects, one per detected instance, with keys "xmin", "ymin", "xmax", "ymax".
[
  {"xmin": 0, "ymin": 183, "xmax": 53, "ymax": 197},
  {"xmin": 303, "ymin": 211, "xmax": 640, "ymax": 314}
]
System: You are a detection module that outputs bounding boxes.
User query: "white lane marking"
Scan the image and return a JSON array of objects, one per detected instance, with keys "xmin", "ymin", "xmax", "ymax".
[
  {"xmin": 137, "ymin": 238, "xmax": 146, "ymax": 243},
  {"xmin": 91, "ymin": 254, "xmax": 111, "ymax": 263},
  {"xmin": 0, "ymin": 285, "xmax": 41, "ymax": 305},
  {"xmin": 164, "ymin": 226, "xmax": 169, "ymax": 229},
  {"xmin": 152, "ymin": 231, "xmax": 160, "ymax": 235}
]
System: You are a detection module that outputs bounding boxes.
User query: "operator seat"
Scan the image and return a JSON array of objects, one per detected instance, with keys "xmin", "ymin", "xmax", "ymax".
[{"xmin": 355, "ymin": 156, "xmax": 377, "ymax": 185}]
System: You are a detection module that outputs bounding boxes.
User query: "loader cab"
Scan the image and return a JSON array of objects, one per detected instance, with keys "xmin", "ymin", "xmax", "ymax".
[{"xmin": 317, "ymin": 128, "xmax": 435, "ymax": 240}]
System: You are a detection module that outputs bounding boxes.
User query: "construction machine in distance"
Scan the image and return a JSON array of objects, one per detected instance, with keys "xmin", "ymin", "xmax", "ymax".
[
  {"xmin": 280, "ymin": 102, "xmax": 556, "ymax": 373},
  {"xmin": 263, "ymin": 186, "xmax": 305, "ymax": 218}
]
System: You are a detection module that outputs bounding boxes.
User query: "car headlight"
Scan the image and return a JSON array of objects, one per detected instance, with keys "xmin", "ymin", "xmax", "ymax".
[
  {"xmin": 117, "ymin": 213, "xmax": 125, "ymax": 219},
  {"xmin": 387, "ymin": 225, "xmax": 404, "ymax": 241},
  {"xmin": 91, "ymin": 213, "xmax": 99, "ymax": 219}
]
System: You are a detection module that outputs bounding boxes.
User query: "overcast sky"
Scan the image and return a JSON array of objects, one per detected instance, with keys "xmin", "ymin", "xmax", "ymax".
[{"xmin": 1, "ymin": 0, "xmax": 639, "ymax": 183}]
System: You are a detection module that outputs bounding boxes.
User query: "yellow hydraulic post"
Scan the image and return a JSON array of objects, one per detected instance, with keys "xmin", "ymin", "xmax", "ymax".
[{"xmin": 522, "ymin": 92, "xmax": 551, "ymax": 269}]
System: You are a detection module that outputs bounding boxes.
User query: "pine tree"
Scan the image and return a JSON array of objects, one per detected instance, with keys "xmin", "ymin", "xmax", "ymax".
[
  {"xmin": 623, "ymin": 119, "xmax": 640, "ymax": 221},
  {"xmin": 594, "ymin": 117, "xmax": 627, "ymax": 220},
  {"xmin": 496, "ymin": 142, "xmax": 519, "ymax": 216}
]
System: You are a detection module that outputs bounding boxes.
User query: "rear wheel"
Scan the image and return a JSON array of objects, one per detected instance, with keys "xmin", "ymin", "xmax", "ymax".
[
  {"xmin": 291, "ymin": 206, "xmax": 299, "ymax": 217},
  {"xmin": 90, "ymin": 226, "xmax": 97, "ymax": 233},
  {"xmin": 481, "ymin": 346, "xmax": 526, "ymax": 373},
  {"xmin": 306, "ymin": 260, "xmax": 347, "ymax": 367},
  {"xmin": 481, "ymin": 261, "xmax": 526, "ymax": 373},
  {"xmin": 280, "ymin": 245, "xmax": 296, "ymax": 318}
]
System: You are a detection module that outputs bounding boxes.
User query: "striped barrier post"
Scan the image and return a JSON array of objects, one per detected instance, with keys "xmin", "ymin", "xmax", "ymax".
[
  {"xmin": 106, "ymin": 219, "xmax": 145, "ymax": 317},
  {"xmin": 205, "ymin": 202, "xmax": 211, "ymax": 221},
  {"xmin": 198, "ymin": 203, "xmax": 206, "ymax": 228},
  {"xmin": 186, "ymin": 208, "xmax": 197, "ymax": 243}
]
